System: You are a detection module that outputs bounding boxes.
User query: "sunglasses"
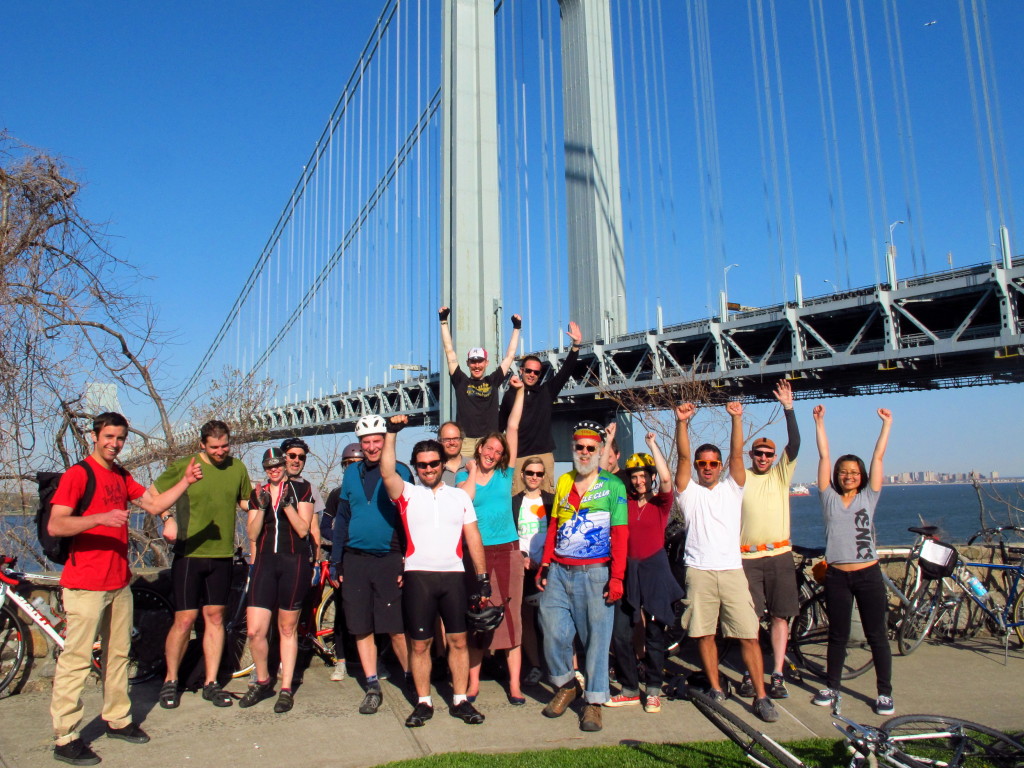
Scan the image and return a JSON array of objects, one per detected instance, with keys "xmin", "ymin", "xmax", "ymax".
[
  {"xmin": 573, "ymin": 444, "xmax": 598, "ymax": 454},
  {"xmin": 523, "ymin": 469, "xmax": 545, "ymax": 478},
  {"xmin": 522, "ymin": 367, "xmax": 542, "ymax": 375},
  {"xmin": 285, "ymin": 452, "xmax": 306, "ymax": 461},
  {"xmin": 695, "ymin": 459, "xmax": 722, "ymax": 469},
  {"xmin": 415, "ymin": 460, "xmax": 442, "ymax": 469},
  {"xmin": 752, "ymin": 450, "xmax": 775, "ymax": 458}
]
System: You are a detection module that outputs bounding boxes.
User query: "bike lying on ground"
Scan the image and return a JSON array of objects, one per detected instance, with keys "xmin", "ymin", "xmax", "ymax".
[
  {"xmin": 686, "ymin": 686, "xmax": 1024, "ymax": 768},
  {"xmin": 0, "ymin": 554, "xmax": 173, "ymax": 697}
]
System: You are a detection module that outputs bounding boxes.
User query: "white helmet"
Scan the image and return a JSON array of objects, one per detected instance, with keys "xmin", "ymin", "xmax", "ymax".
[{"xmin": 354, "ymin": 414, "xmax": 387, "ymax": 437}]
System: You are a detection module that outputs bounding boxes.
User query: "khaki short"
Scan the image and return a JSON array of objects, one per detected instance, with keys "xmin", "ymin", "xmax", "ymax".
[{"xmin": 682, "ymin": 567, "xmax": 760, "ymax": 639}]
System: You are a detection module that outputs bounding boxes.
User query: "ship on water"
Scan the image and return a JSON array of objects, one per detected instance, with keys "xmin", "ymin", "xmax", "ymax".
[{"xmin": 790, "ymin": 483, "xmax": 810, "ymax": 496}]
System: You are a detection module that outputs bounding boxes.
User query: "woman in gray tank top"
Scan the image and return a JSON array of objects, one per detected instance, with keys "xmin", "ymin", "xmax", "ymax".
[{"xmin": 811, "ymin": 405, "xmax": 894, "ymax": 716}]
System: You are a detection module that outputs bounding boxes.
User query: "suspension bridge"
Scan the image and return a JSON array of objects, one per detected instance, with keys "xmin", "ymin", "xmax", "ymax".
[{"xmin": 169, "ymin": 0, "xmax": 1023, "ymax": 445}]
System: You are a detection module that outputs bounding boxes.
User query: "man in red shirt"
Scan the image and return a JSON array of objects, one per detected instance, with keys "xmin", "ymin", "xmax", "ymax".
[{"xmin": 48, "ymin": 412, "xmax": 200, "ymax": 766}]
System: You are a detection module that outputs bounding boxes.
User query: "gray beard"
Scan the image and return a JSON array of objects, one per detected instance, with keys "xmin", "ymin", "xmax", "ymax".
[{"xmin": 573, "ymin": 455, "xmax": 598, "ymax": 477}]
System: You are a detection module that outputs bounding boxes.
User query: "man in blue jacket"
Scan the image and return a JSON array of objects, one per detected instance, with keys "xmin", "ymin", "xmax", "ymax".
[{"xmin": 331, "ymin": 415, "xmax": 412, "ymax": 715}]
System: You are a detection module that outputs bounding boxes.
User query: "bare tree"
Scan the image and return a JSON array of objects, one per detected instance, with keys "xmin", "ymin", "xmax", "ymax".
[{"xmin": 0, "ymin": 132, "xmax": 176, "ymax": 566}]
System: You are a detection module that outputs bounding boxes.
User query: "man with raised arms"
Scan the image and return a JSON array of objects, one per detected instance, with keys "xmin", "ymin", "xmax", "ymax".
[
  {"xmin": 380, "ymin": 415, "xmax": 490, "ymax": 728},
  {"xmin": 674, "ymin": 402, "xmax": 778, "ymax": 723}
]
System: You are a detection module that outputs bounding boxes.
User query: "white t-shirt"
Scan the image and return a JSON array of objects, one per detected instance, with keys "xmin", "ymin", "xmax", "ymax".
[
  {"xmin": 394, "ymin": 481, "xmax": 477, "ymax": 572},
  {"xmin": 677, "ymin": 475, "xmax": 745, "ymax": 570},
  {"xmin": 516, "ymin": 495, "xmax": 548, "ymax": 563}
]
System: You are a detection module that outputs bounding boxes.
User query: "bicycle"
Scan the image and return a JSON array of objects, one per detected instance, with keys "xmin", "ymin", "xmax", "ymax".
[
  {"xmin": 686, "ymin": 686, "xmax": 1024, "ymax": 768},
  {"xmin": 0, "ymin": 554, "xmax": 173, "ymax": 698}
]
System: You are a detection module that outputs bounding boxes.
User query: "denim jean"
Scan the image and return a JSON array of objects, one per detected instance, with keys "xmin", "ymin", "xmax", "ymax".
[{"xmin": 538, "ymin": 561, "xmax": 614, "ymax": 704}]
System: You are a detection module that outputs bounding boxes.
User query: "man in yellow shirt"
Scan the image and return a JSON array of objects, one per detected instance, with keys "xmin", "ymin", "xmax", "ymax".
[{"xmin": 738, "ymin": 380, "xmax": 800, "ymax": 700}]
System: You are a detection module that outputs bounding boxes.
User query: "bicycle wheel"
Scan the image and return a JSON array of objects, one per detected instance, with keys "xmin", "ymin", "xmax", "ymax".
[
  {"xmin": 687, "ymin": 688, "xmax": 806, "ymax": 768},
  {"xmin": 313, "ymin": 585, "xmax": 338, "ymax": 664},
  {"xmin": 967, "ymin": 527, "xmax": 1024, "ymax": 566},
  {"xmin": 882, "ymin": 715, "xmax": 1024, "ymax": 768},
  {"xmin": 227, "ymin": 610, "xmax": 254, "ymax": 679},
  {"xmin": 1011, "ymin": 589, "xmax": 1024, "ymax": 647},
  {"xmin": 0, "ymin": 604, "xmax": 28, "ymax": 698},
  {"xmin": 128, "ymin": 586, "xmax": 173, "ymax": 684},
  {"xmin": 789, "ymin": 592, "xmax": 874, "ymax": 681},
  {"xmin": 897, "ymin": 583, "xmax": 939, "ymax": 656}
]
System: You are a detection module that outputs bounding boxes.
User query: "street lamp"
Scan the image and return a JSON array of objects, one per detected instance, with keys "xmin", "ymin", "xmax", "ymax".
[
  {"xmin": 824, "ymin": 279, "xmax": 839, "ymax": 294},
  {"xmin": 885, "ymin": 220, "xmax": 905, "ymax": 287},
  {"xmin": 888, "ymin": 219, "xmax": 905, "ymax": 247},
  {"xmin": 723, "ymin": 263, "xmax": 739, "ymax": 314}
]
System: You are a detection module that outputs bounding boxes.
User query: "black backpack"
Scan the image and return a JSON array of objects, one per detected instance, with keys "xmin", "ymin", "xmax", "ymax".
[{"xmin": 36, "ymin": 461, "xmax": 97, "ymax": 565}]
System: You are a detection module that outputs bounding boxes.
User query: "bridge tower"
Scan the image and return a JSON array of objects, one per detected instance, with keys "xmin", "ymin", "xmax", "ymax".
[
  {"xmin": 559, "ymin": 0, "xmax": 628, "ymax": 343},
  {"xmin": 441, "ymin": 0, "xmax": 504, "ymax": 422}
]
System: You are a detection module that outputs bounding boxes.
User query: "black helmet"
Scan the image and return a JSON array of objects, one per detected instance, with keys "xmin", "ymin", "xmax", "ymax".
[{"xmin": 466, "ymin": 603, "xmax": 505, "ymax": 633}]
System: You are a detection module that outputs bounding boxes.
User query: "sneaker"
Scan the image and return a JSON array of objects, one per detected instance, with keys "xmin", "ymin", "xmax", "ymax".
[
  {"xmin": 768, "ymin": 672, "xmax": 789, "ymax": 699},
  {"xmin": 874, "ymin": 695, "xmax": 895, "ymax": 716},
  {"xmin": 707, "ymin": 688, "xmax": 727, "ymax": 702},
  {"xmin": 273, "ymin": 690, "xmax": 294, "ymax": 714},
  {"xmin": 644, "ymin": 695, "xmax": 662, "ymax": 713},
  {"xmin": 603, "ymin": 693, "xmax": 640, "ymax": 707},
  {"xmin": 105, "ymin": 723, "xmax": 150, "ymax": 744},
  {"xmin": 753, "ymin": 696, "xmax": 779, "ymax": 723},
  {"xmin": 238, "ymin": 680, "xmax": 274, "ymax": 709},
  {"xmin": 812, "ymin": 688, "xmax": 837, "ymax": 707},
  {"xmin": 331, "ymin": 663, "xmax": 347, "ymax": 682},
  {"xmin": 405, "ymin": 702, "xmax": 434, "ymax": 728},
  {"xmin": 449, "ymin": 700, "xmax": 485, "ymax": 724},
  {"xmin": 738, "ymin": 672, "xmax": 755, "ymax": 698},
  {"xmin": 53, "ymin": 739, "xmax": 101, "ymax": 766},
  {"xmin": 580, "ymin": 703, "xmax": 603, "ymax": 732},
  {"xmin": 359, "ymin": 687, "xmax": 383, "ymax": 715},
  {"xmin": 524, "ymin": 666, "xmax": 543, "ymax": 686}
]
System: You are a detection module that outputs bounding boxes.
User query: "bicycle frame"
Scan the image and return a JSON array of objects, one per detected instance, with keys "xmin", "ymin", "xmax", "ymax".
[
  {"xmin": 0, "ymin": 574, "xmax": 66, "ymax": 650},
  {"xmin": 954, "ymin": 559, "xmax": 1024, "ymax": 633}
]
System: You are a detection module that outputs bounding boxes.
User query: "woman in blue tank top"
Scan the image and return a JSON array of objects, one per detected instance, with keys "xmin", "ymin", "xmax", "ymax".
[{"xmin": 812, "ymin": 405, "xmax": 894, "ymax": 716}]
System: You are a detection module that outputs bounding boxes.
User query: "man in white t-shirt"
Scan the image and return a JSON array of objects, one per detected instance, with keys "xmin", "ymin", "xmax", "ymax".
[
  {"xmin": 380, "ymin": 415, "xmax": 490, "ymax": 729},
  {"xmin": 674, "ymin": 401, "xmax": 778, "ymax": 724}
]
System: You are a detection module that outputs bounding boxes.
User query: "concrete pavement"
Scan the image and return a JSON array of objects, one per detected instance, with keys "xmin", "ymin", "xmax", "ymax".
[{"xmin": 1, "ymin": 637, "xmax": 1021, "ymax": 768}]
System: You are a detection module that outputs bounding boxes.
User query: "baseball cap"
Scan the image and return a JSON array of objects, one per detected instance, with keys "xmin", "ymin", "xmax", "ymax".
[
  {"xmin": 751, "ymin": 437, "xmax": 776, "ymax": 452},
  {"xmin": 467, "ymin": 347, "xmax": 488, "ymax": 362}
]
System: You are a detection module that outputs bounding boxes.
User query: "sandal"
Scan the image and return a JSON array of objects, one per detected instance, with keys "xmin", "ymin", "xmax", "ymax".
[
  {"xmin": 159, "ymin": 680, "xmax": 180, "ymax": 709},
  {"xmin": 201, "ymin": 681, "xmax": 234, "ymax": 707}
]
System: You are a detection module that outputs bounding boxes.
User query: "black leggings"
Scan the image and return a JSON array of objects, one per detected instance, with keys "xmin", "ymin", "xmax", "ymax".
[
  {"xmin": 610, "ymin": 599, "xmax": 669, "ymax": 695},
  {"xmin": 824, "ymin": 563, "xmax": 892, "ymax": 696}
]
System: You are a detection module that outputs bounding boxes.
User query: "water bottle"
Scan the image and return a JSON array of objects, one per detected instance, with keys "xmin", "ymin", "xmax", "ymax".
[
  {"xmin": 31, "ymin": 596, "xmax": 61, "ymax": 627},
  {"xmin": 964, "ymin": 573, "xmax": 988, "ymax": 600}
]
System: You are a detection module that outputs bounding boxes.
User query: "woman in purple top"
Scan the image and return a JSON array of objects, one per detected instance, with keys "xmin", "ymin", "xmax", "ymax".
[{"xmin": 811, "ymin": 404, "xmax": 893, "ymax": 716}]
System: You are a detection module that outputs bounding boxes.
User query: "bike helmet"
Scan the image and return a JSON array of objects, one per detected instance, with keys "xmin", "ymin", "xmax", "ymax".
[
  {"xmin": 354, "ymin": 414, "xmax": 387, "ymax": 437},
  {"xmin": 572, "ymin": 420, "xmax": 605, "ymax": 441},
  {"xmin": 625, "ymin": 452, "xmax": 656, "ymax": 473},
  {"xmin": 280, "ymin": 437, "xmax": 311, "ymax": 454},
  {"xmin": 262, "ymin": 447, "xmax": 286, "ymax": 469},
  {"xmin": 341, "ymin": 443, "xmax": 364, "ymax": 460},
  {"xmin": 465, "ymin": 603, "xmax": 505, "ymax": 633}
]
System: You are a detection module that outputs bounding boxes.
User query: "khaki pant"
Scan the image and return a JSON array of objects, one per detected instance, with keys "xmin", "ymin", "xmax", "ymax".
[
  {"xmin": 511, "ymin": 452, "xmax": 555, "ymax": 495},
  {"xmin": 51, "ymin": 585, "xmax": 133, "ymax": 743},
  {"xmin": 460, "ymin": 436, "xmax": 482, "ymax": 458}
]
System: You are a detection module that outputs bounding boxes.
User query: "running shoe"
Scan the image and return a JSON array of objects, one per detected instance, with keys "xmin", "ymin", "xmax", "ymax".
[
  {"xmin": 812, "ymin": 688, "xmax": 837, "ymax": 707},
  {"xmin": 874, "ymin": 695, "xmax": 895, "ymax": 715},
  {"xmin": 753, "ymin": 696, "xmax": 779, "ymax": 723},
  {"xmin": 449, "ymin": 700, "xmax": 485, "ymax": 724},
  {"xmin": 330, "ymin": 663, "xmax": 347, "ymax": 682},
  {"xmin": 738, "ymin": 672, "xmax": 755, "ymax": 698},
  {"xmin": 405, "ymin": 702, "xmax": 433, "ymax": 728},
  {"xmin": 359, "ymin": 687, "xmax": 383, "ymax": 715},
  {"xmin": 768, "ymin": 672, "xmax": 789, "ymax": 699},
  {"xmin": 707, "ymin": 688, "xmax": 727, "ymax": 702},
  {"xmin": 644, "ymin": 695, "xmax": 662, "ymax": 713}
]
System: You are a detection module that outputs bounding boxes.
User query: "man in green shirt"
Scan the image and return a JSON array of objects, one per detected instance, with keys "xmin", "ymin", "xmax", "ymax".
[{"xmin": 155, "ymin": 420, "xmax": 251, "ymax": 709}]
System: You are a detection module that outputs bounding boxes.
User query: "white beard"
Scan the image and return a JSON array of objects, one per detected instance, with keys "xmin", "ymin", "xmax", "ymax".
[{"xmin": 573, "ymin": 454, "xmax": 598, "ymax": 477}]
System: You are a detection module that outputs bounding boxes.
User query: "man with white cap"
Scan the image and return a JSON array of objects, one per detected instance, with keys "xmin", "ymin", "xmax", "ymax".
[
  {"xmin": 330, "ymin": 414, "xmax": 412, "ymax": 714},
  {"xmin": 438, "ymin": 306, "xmax": 521, "ymax": 456}
]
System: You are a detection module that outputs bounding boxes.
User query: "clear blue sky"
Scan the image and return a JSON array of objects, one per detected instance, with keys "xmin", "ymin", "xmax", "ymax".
[{"xmin": 3, "ymin": 1, "xmax": 1022, "ymax": 478}]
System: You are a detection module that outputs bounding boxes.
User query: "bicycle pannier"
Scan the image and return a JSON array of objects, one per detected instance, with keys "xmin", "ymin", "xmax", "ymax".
[{"xmin": 918, "ymin": 539, "xmax": 957, "ymax": 580}]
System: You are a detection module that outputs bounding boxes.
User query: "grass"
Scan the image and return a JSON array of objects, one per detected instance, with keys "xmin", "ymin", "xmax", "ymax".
[{"xmin": 377, "ymin": 738, "xmax": 847, "ymax": 768}]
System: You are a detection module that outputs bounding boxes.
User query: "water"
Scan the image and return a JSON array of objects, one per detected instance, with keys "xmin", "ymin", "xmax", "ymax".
[{"xmin": 790, "ymin": 483, "xmax": 1023, "ymax": 548}]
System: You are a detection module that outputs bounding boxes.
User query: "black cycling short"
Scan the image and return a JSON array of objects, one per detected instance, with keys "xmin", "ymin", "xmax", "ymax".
[
  {"xmin": 341, "ymin": 550, "xmax": 404, "ymax": 635},
  {"xmin": 172, "ymin": 556, "xmax": 232, "ymax": 612},
  {"xmin": 402, "ymin": 570, "xmax": 468, "ymax": 641},
  {"xmin": 249, "ymin": 553, "xmax": 313, "ymax": 612}
]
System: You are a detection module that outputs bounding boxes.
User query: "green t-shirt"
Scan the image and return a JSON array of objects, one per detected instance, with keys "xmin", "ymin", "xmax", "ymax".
[{"xmin": 156, "ymin": 453, "xmax": 251, "ymax": 559}]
